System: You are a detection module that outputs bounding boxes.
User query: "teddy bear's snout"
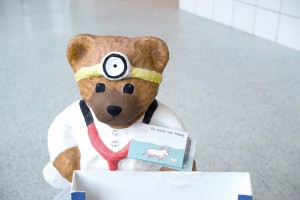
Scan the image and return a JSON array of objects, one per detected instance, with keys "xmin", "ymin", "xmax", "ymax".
[{"xmin": 107, "ymin": 105, "xmax": 122, "ymax": 117}]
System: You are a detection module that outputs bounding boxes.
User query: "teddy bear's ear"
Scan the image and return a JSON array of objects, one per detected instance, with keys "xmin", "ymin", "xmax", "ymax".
[
  {"xmin": 66, "ymin": 34, "xmax": 95, "ymax": 72},
  {"xmin": 136, "ymin": 37, "xmax": 169, "ymax": 74}
]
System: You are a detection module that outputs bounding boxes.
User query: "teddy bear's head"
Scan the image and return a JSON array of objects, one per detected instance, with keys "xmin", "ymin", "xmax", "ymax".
[{"xmin": 66, "ymin": 34, "xmax": 169, "ymax": 128}]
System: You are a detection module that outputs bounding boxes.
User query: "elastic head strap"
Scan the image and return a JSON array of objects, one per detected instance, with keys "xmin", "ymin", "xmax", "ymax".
[
  {"xmin": 74, "ymin": 65, "xmax": 100, "ymax": 82},
  {"xmin": 74, "ymin": 65, "xmax": 163, "ymax": 84}
]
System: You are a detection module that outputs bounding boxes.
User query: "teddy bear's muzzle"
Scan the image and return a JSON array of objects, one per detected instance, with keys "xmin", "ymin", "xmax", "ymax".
[{"xmin": 107, "ymin": 105, "xmax": 122, "ymax": 117}]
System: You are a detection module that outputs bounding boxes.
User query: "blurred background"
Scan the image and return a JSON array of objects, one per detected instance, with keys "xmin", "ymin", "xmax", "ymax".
[
  {"xmin": 180, "ymin": 0, "xmax": 300, "ymax": 51},
  {"xmin": 0, "ymin": 0, "xmax": 299, "ymax": 199}
]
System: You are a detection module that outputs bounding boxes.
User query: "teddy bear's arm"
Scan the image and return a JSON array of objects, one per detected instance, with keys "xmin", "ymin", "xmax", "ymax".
[
  {"xmin": 53, "ymin": 146, "xmax": 80, "ymax": 182},
  {"xmin": 45, "ymin": 101, "xmax": 84, "ymax": 185}
]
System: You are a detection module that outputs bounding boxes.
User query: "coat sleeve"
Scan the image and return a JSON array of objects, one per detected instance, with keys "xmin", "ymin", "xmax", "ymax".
[
  {"xmin": 47, "ymin": 102, "xmax": 81, "ymax": 161},
  {"xmin": 43, "ymin": 100, "xmax": 83, "ymax": 188}
]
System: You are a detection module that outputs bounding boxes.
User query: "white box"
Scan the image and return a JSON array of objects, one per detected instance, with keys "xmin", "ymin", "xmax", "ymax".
[{"xmin": 71, "ymin": 171, "xmax": 252, "ymax": 200}]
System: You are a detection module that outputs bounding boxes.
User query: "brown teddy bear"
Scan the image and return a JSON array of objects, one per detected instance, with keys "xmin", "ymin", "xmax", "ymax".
[{"xmin": 43, "ymin": 34, "xmax": 195, "ymax": 189}]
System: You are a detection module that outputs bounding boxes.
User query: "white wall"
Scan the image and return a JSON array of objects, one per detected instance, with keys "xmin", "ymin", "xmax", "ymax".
[{"xmin": 179, "ymin": 0, "xmax": 300, "ymax": 51}]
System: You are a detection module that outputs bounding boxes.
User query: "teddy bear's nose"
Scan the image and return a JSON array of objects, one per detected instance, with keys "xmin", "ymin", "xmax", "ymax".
[{"xmin": 107, "ymin": 106, "xmax": 122, "ymax": 117}]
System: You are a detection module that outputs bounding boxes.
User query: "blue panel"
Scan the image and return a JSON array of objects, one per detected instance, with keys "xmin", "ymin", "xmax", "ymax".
[
  {"xmin": 238, "ymin": 194, "xmax": 252, "ymax": 200},
  {"xmin": 71, "ymin": 192, "xmax": 86, "ymax": 200}
]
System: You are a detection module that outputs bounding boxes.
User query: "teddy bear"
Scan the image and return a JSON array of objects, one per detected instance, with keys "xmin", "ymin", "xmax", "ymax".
[{"xmin": 43, "ymin": 34, "xmax": 195, "ymax": 189}]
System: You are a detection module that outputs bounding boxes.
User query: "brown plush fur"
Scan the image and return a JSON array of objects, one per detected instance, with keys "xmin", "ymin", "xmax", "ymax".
[
  {"xmin": 54, "ymin": 35, "xmax": 194, "ymax": 181},
  {"xmin": 53, "ymin": 146, "xmax": 80, "ymax": 182},
  {"xmin": 67, "ymin": 35, "xmax": 169, "ymax": 128}
]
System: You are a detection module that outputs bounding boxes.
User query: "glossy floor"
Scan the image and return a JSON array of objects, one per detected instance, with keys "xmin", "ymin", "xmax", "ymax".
[{"xmin": 0, "ymin": 0, "xmax": 299, "ymax": 199}]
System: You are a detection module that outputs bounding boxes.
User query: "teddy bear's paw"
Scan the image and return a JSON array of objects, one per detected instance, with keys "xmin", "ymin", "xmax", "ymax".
[{"xmin": 53, "ymin": 146, "xmax": 81, "ymax": 182}]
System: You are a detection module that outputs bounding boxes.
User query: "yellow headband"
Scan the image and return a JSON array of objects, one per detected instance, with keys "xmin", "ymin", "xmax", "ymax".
[
  {"xmin": 74, "ymin": 51, "xmax": 163, "ymax": 84},
  {"xmin": 74, "ymin": 65, "xmax": 163, "ymax": 84}
]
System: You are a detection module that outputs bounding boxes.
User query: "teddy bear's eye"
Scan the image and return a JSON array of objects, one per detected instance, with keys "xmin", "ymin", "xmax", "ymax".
[
  {"xmin": 102, "ymin": 54, "xmax": 127, "ymax": 79},
  {"xmin": 95, "ymin": 83, "xmax": 105, "ymax": 93},
  {"xmin": 123, "ymin": 83, "xmax": 134, "ymax": 94}
]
